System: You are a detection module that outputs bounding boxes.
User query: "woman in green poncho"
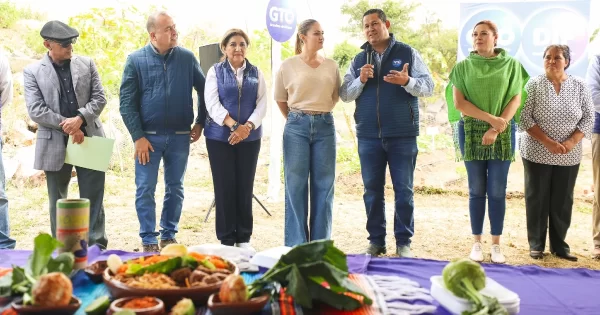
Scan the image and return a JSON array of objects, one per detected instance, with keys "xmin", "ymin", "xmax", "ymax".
[{"xmin": 446, "ymin": 20, "xmax": 528, "ymax": 264}]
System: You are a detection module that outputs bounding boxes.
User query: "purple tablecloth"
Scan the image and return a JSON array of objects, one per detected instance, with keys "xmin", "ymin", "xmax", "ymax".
[
  {"xmin": 346, "ymin": 254, "xmax": 600, "ymax": 315},
  {"xmin": 2, "ymin": 247, "xmax": 599, "ymax": 314}
]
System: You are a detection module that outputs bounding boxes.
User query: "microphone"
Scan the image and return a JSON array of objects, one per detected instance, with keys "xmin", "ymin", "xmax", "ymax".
[{"xmin": 366, "ymin": 45, "xmax": 373, "ymax": 65}]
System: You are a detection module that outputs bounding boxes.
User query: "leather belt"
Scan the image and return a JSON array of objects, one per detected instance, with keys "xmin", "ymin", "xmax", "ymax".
[{"xmin": 290, "ymin": 109, "xmax": 330, "ymax": 116}]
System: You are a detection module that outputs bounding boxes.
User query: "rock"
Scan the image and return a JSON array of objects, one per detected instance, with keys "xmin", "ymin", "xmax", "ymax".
[
  {"xmin": 3, "ymin": 158, "xmax": 18, "ymax": 180},
  {"xmin": 13, "ymin": 145, "xmax": 45, "ymax": 187},
  {"xmin": 5, "ymin": 120, "xmax": 35, "ymax": 146}
]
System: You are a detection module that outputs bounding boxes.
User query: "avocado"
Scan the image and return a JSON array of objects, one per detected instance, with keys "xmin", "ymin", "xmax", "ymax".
[
  {"xmin": 84, "ymin": 295, "xmax": 110, "ymax": 315},
  {"xmin": 170, "ymin": 298, "xmax": 195, "ymax": 315}
]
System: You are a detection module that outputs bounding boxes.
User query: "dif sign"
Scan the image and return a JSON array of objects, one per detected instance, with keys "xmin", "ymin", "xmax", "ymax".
[
  {"xmin": 266, "ymin": 0, "xmax": 297, "ymax": 43},
  {"xmin": 459, "ymin": 1, "xmax": 590, "ymax": 77}
]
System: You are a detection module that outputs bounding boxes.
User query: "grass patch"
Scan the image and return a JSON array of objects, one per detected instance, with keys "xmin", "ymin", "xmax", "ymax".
[
  {"xmin": 576, "ymin": 204, "xmax": 592, "ymax": 214},
  {"xmin": 336, "ymin": 147, "xmax": 361, "ymax": 175},
  {"xmin": 414, "ymin": 185, "xmax": 468, "ymax": 197},
  {"xmin": 417, "ymin": 134, "xmax": 454, "ymax": 153},
  {"xmin": 24, "ymin": 27, "xmax": 47, "ymax": 57}
]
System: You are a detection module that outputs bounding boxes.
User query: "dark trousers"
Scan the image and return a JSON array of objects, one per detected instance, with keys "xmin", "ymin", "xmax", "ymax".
[
  {"xmin": 45, "ymin": 163, "xmax": 108, "ymax": 248},
  {"xmin": 357, "ymin": 136, "xmax": 418, "ymax": 247},
  {"xmin": 206, "ymin": 138, "xmax": 261, "ymax": 246},
  {"xmin": 523, "ymin": 158, "xmax": 579, "ymax": 255}
]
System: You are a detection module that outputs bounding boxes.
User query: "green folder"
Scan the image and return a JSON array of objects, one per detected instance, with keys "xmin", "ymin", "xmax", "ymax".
[{"xmin": 65, "ymin": 136, "xmax": 115, "ymax": 172}]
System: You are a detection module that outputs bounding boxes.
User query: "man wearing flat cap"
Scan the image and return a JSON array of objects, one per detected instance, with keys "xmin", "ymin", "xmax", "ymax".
[{"xmin": 24, "ymin": 20, "xmax": 109, "ymax": 248}]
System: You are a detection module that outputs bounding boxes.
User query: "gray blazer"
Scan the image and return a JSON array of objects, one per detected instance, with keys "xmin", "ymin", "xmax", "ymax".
[{"xmin": 24, "ymin": 54, "xmax": 107, "ymax": 172}]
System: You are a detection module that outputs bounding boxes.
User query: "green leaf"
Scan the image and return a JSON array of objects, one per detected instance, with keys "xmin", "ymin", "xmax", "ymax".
[
  {"xmin": 10, "ymin": 267, "xmax": 31, "ymax": 295},
  {"xmin": 125, "ymin": 264, "xmax": 143, "ymax": 275},
  {"xmin": 0, "ymin": 273, "xmax": 12, "ymax": 297},
  {"xmin": 46, "ymin": 252, "xmax": 75, "ymax": 276},
  {"xmin": 28, "ymin": 234, "xmax": 64, "ymax": 277},
  {"xmin": 127, "ymin": 257, "xmax": 182, "ymax": 276},
  {"xmin": 308, "ymin": 281, "xmax": 364, "ymax": 310},
  {"xmin": 262, "ymin": 265, "xmax": 312, "ymax": 308},
  {"xmin": 181, "ymin": 255, "xmax": 199, "ymax": 269},
  {"xmin": 199, "ymin": 259, "xmax": 215, "ymax": 270},
  {"xmin": 301, "ymin": 262, "xmax": 372, "ymax": 308},
  {"xmin": 269, "ymin": 240, "xmax": 348, "ymax": 275},
  {"xmin": 248, "ymin": 240, "xmax": 370, "ymax": 310}
]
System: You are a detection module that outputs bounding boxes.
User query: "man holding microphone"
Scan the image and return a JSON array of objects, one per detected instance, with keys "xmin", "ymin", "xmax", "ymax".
[{"xmin": 340, "ymin": 8, "xmax": 434, "ymax": 258}]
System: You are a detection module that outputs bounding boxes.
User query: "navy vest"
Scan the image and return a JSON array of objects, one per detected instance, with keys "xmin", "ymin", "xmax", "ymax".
[
  {"xmin": 204, "ymin": 59, "xmax": 263, "ymax": 142},
  {"xmin": 354, "ymin": 39, "xmax": 419, "ymax": 138}
]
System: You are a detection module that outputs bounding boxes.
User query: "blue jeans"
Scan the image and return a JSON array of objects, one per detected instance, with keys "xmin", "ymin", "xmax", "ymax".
[
  {"xmin": 459, "ymin": 120, "xmax": 514, "ymax": 235},
  {"xmin": 135, "ymin": 134, "xmax": 190, "ymax": 245},
  {"xmin": 283, "ymin": 111, "xmax": 336, "ymax": 247},
  {"xmin": 0, "ymin": 138, "xmax": 15, "ymax": 249},
  {"xmin": 357, "ymin": 136, "xmax": 418, "ymax": 247}
]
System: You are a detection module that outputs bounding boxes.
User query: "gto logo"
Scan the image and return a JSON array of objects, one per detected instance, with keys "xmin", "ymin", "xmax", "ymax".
[
  {"xmin": 269, "ymin": 6, "xmax": 295, "ymax": 24},
  {"xmin": 266, "ymin": 0, "xmax": 297, "ymax": 42}
]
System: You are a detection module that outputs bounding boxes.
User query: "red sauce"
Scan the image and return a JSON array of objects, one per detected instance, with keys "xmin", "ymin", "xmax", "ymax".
[{"xmin": 121, "ymin": 297, "xmax": 158, "ymax": 309}]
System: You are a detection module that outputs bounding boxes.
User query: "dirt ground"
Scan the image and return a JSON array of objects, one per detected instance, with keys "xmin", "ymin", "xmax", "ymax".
[{"xmin": 7, "ymin": 135, "xmax": 600, "ymax": 271}]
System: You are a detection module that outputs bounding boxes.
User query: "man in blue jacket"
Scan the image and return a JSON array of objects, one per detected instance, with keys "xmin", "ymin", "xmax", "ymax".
[
  {"xmin": 341, "ymin": 9, "xmax": 434, "ymax": 257},
  {"xmin": 120, "ymin": 11, "xmax": 206, "ymax": 252}
]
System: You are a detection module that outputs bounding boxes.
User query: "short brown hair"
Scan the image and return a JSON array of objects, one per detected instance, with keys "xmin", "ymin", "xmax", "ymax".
[
  {"xmin": 473, "ymin": 20, "xmax": 498, "ymax": 47},
  {"xmin": 543, "ymin": 44, "xmax": 571, "ymax": 70},
  {"xmin": 219, "ymin": 28, "xmax": 250, "ymax": 61}
]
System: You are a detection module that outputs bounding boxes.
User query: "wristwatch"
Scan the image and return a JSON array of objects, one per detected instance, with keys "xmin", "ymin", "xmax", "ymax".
[{"xmin": 230, "ymin": 122, "xmax": 240, "ymax": 132}]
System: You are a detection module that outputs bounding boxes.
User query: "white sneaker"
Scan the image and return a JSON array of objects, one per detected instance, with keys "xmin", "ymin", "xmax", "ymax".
[
  {"xmin": 469, "ymin": 242, "xmax": 484, "ymax": 262},
  {"xmin": 235, "ymin": 242, "xmax": 256, "ymax": 254},
  {"xmin": 490, "ymin": 244, "xmax": 506, "ymax": 264}
]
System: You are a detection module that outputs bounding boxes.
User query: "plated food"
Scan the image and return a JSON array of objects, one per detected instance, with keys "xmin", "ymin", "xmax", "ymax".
[
  {"xmin": 109, "ymin": 253, "xmax": 235, "ymax": 289},
  {"xmin": 108, "ymin": 296, "xmax": 165, "ymax": 315},
  {"xmin": 207, "ymin": 274, "xmax": 270, "ymax": 315},
  {"xmin": 0, "ymin": 234, "xmax": 80, "ymax": 314},
  {"xmin": 103, "ymin": 246, "xmax": 239, "ymax": 306},
  {"xmin": 11, "ymin": 296, "xmax": 81, "ymax": 315}
]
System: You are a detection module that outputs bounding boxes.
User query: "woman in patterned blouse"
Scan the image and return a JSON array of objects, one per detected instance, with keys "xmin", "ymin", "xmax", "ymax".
[
  {"xmin": 447, "ymin": 20, "xmax": 528, "ymax": 264},
  {"xmin": 519, "ymin": 45, "xmax": 594, "ymax": 261}
]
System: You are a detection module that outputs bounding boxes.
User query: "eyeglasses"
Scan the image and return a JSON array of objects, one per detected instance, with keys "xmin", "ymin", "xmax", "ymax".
[{"xmin": 47, "ymin": 37, "xmax": 77, "ymax": 48}]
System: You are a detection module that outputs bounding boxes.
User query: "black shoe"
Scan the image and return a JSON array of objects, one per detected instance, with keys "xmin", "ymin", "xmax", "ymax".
[
  {"xmin": 529, "ymin": 250, "xmax": 544, "ymax": 260},
  {"xmin": 555, "ymin": 253, "xmax": 578, "ymax": 261},
  {"xmin": 365, "ymin": 244, "xmax": 386, "ymax": 256},
  {"xmin": 159, "ymin": 238, "xmax": 177, "ymax": 249},
  {"xmin": 142, "ymin": 244, "xmax": 160, "ymax": 253}
]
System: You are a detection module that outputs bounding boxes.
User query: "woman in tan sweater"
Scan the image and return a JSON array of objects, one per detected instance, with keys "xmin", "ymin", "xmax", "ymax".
[{"xmin": 274, "ymin": 19, "xmax": 341, "ymax": 247}]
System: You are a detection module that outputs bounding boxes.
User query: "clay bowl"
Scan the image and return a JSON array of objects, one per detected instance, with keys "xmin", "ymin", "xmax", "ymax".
[
  {"xmin": 107, "ymin": 296, "xmax": 165, "ymax": 315},
  {"xmin": 103, "ymin": 259, "xmax": 239, "ymax": 307},
  {"xmin": 84, "ymin": 260, "xmax": 108, "ymax": 283},
  {"xmin": 207, "ymin": 293, "xmax": 270, "ymax": 315},
  {"xmin": 11, "ymin": 296, "xmax": 81, "ymax": 315}
]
